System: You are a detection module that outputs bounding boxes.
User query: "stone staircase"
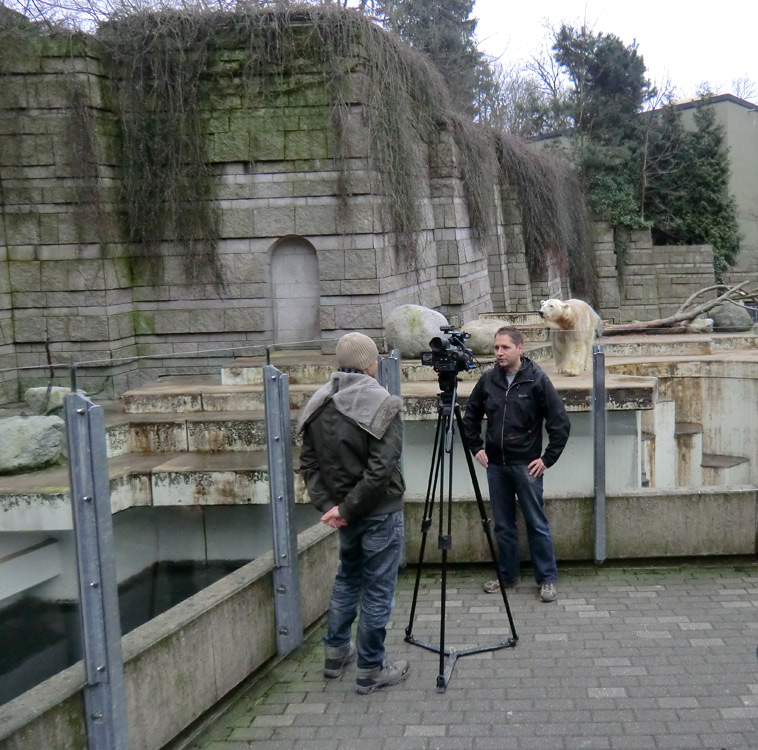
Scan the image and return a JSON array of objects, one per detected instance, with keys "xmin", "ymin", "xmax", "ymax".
[{"xmin": 2, "ymin": 324, "xmax": 755, "ymax": 533}]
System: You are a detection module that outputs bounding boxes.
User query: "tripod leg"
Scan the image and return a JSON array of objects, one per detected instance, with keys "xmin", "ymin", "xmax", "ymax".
[
  {"xmin": 405, "ymin": 411, "xmax": 444, "ymax": 639},
  {"xmin": 454, "ymin": 405, "xmax": 518, "ymax": 643}
]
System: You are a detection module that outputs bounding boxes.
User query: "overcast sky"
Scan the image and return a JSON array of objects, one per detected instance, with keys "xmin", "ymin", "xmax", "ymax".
[{"xmin": 473, "ymin": 0, "xmax": 758, "ymax": 102}]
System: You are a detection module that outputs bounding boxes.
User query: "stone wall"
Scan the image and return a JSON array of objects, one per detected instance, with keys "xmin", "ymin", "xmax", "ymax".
[
  {"xmin": 593, "ymin": 222, "xmax": 717, "ymax": 323},
  {"xmin": 0, "ymin": 22, "xmax": 542, "ymax": 402},
  {"xmin": 4, "ymin": 17, "xmax": 721, "ymax": 405}
]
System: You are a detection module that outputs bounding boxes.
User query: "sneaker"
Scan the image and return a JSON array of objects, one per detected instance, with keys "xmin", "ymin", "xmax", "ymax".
[
  {"xmin": 483, "ymin": 577, "xmax": 519, "ymax": 594},
  {"xmin": 356, "ymin": 659, "xmax": 410, "ymax": 695},
  {"xmin": 323, "ymin": 641, "xmax": 356, "ymax": 678},
  {"xmin": 539, "ymin": 582, "xmax": 557, "ymax": 603}
]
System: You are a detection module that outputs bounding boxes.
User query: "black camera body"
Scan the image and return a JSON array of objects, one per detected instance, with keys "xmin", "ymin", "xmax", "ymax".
[{"xmin": 421, "ymin": 326, "xmax": 476, "ymax": 375}]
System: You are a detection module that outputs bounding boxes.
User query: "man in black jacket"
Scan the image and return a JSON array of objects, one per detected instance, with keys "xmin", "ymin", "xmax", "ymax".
[
  {"xmin": 462, "ymin": 326, "xmax": 570, "ymax": 603},
  {"xmin": 298, "ymin": 332, "xmax": 410, "ymax": 694}
]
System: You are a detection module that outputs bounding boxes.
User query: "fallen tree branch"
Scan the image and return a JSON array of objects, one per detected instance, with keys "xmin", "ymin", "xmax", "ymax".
[{"xmin": 603, "ymin": 281, "xmax": 753, "ymax": 336}]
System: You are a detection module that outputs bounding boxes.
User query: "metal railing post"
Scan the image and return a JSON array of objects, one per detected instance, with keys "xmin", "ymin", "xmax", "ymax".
[
  {"xmin": 64, "ymin": 393, "xmax": 129, "ymax": 750},
  {"xmin": 592, "ymin": 345, "xmax": 607, "ymax": 564},
  {"xmin": 263, "ymin": 365, "xmax": 304, "ymax": 656},
  {"xmin": 377, "ymin": 348, "xmax": 402, "ymax": 398}
]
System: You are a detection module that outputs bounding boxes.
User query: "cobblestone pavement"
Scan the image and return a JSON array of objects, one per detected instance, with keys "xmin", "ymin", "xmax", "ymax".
[{"xmin": 186, "ymin": 560, "xmax": 758, "ymax": 750}]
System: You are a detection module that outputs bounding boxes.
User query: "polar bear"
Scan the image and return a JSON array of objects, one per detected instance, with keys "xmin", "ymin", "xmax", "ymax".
[{"xmin": 539, "ymin": 298, "xmax": 603, "ymax": 376}]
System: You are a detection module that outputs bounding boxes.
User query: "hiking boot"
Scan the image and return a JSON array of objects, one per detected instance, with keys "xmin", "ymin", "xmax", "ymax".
[
  {"xmin": 539, "ymin": 582, "xmax": 557, "ymax": 603},
  {"xmin": 483, "ymin": 577, "xmax": 519, "ymax": 594},
  {"xmin": 356, "ymin": 659, "xmax": 410, "ymax": 695},
  {"xmin": 323, "ymin": 641, "xmax": 356, "ymax": 678}
]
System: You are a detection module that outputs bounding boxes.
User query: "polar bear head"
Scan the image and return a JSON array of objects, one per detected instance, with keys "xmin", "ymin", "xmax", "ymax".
[{"xmin": 539, "ymin": 299, "xmax": 570, "ymax": 326}]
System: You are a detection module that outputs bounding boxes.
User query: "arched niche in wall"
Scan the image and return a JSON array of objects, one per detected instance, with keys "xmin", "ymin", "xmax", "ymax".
[{"xmin": 271, "ymin": 236, "xmax": 320, "ymax": 347}]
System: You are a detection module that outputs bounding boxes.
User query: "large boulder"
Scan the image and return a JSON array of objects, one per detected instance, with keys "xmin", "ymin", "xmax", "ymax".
[
  {"xmin": 385, "ymin": 305, "xmax": 449, "ymax": 358},
  {"xmin": 709, "ymin": 302, "xmax": 754, "ymax": 332},
  {"xmin": 461, "ymin": 318, "xmax": 509, "ymax": 355},
  {"xmin": 0, "ymin": 415, "xmax": 65, "ymax": 474},
  {"xmin": 24, "ymin": 386, "xmax": 83, "ymax": 415}
]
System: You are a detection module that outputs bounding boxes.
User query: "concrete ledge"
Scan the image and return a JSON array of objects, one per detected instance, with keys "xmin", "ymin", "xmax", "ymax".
[
  {"xmin": 0, "ymin": 523, "xmax": 338, "ymax": 750},
  {"xmin": 404, "ymin": 486, "xmax": 758, "ymax": 563}
]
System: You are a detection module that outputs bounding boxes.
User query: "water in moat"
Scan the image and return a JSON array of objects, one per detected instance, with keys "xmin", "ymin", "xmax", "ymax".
[{"xmin": 0, "ymin": 559, "xmax": 247, "ymax": 705}]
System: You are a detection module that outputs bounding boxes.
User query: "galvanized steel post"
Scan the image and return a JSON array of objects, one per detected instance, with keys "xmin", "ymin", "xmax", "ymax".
[
  {"xmin": 263, "ymin": 364, "xmax": 304, "ymax": 656},
  {"xmin": 377, "ymin": 348, "xmax": 402, "ymax": 398},
  {"xmin": 592, "ymin": 345, "xmax": 607, "ymax": 564},
  {"xmin": 64, "ymin": 393, "xmax": 129, "ymax": 750}
]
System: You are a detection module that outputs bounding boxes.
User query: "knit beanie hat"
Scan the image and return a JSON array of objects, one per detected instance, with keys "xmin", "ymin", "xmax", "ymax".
[{"xmin": 336, "ymin": 332, "xmax": 379, "ymax": 371}]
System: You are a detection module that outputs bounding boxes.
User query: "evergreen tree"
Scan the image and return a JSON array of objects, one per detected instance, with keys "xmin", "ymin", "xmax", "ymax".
[
  {"xmin": 645, "ymin": 102, "xmax": 740, "ymax": 279},
  {"xmin": 379, "ymin": 0, "xmax": 484, "ymax": 116}
]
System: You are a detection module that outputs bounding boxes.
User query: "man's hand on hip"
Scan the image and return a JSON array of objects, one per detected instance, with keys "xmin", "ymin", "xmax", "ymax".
[{"xmin": 528, "ymin": 457, "xmax": 546, "ymax": 477}]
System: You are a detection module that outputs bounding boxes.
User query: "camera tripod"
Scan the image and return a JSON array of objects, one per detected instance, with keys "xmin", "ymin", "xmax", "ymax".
[{"xmin": 404, "ymin": 372, "xmax": 518, "ymax": 692}]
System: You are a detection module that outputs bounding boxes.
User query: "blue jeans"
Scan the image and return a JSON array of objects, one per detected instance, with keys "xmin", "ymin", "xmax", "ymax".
[
  {"xmin": 486, "ymin": 463, "xmax": 557, "ymax": 585},
  {"xmin": 324, "ymin": 510, "xmax": 404, "ymax": 669}
]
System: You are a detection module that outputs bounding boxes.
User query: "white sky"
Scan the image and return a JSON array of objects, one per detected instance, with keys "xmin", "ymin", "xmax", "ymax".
[{"xmin": 473, "ymin": 0, "xmax": 758, "ymax": 102}]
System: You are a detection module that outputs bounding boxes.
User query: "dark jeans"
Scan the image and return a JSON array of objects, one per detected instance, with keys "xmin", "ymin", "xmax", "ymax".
[
  {"xmin": 486, "ymin": 463, "xmax": 557, "ymax": 585},
  {"xmin": 323, "ymin": 510, "xmax": 404, "ymax": 669}
]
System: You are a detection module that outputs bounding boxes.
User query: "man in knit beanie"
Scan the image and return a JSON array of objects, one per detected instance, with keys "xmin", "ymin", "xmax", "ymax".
[{"xmin": 298, "ymin": 332, "xmax": 410, "ymax": 694}]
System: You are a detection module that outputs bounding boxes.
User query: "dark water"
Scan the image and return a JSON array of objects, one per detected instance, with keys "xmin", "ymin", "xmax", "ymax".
[{"xmin": 0, "ymin": 559, "xmax": 247, "ymax": 706}]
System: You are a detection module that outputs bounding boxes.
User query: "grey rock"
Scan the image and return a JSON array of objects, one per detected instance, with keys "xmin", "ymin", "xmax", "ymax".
[
  {"xmin": 461, "ymin": 318, "xmax": 509, "ymax": 355},
  {"xmin": 24, "ymin": 386, "xmax": 84, "ymax": 415},
  {"xmin": 709, "ymin": 302, "xmax": 754, "ymax": 332},
  {"xmin": 385, "ymin": 305, "xmax": 449, "ymax": 358},
  {"xmin": 0, "ymin": 415, "xmax": 65, "ymax": 473}
]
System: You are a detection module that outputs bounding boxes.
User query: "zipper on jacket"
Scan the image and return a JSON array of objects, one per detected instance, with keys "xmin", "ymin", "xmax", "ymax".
[{"xmin": 498, "ymin": 372, "xmax": 535, "ymax": 453}]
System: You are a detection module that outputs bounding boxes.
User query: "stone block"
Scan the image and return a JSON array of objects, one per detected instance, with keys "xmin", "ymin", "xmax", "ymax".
[
  {"xmin": 13, "ymin": 316, "xmax": 47, "ymax": 342},
  {"xmin": 254, "ymin": 206, "xmax": 295, "ymax": 237},
  {"xmin": 295, "ymin": 204, "xmax": 337, "ymax": 235},
  {"xmin": 219, "ymin": 207, "xmax": 255, "ymax": 239},
  {"xmin": 319, "ymin": 306, "xmax": 336, "ymax": 329},
  {"xmin": 232, "ymin": 253, "xmax": 266, "ymax": 283},
  {"xmin": 251, "ymin": 128, "xmax": 285, "ymax": 161},
  {"xmin": 9, "ymin": 261, "xmax": 41, "ymax": 292},
  {"xmin": 153, "ymin": 310, "xmax": 190, "ymax": 335},
  {"xmin": 335, "ymin": 304, "xmax": 382, "ymax": 329},
  {"xmin": 108, "ymin": 312, "xmax": 136, "ymax": 339},
  {"xmin": 209, "ymin": 130, "xmax": 249, "ymax": 162},
  {"xmin": 69, "ymin": 315, "xmax": 109, "ymax": 341},
  {"xmin": 344, "ymin": 249, "xmax": 377, "ymax": 280},
  {"xmin": 104, "ymin": 258, "xmax": 133, "ymax": 289},
  {"xmin": 319, "ymin": 280, "xmax": 341, "ymax": 296},
  {"xmin": 339, "ymin": 203, "xmax": 375, "ymax": 234},
  {"xmin": 317, "ymin": 250, "xmax": 345, "ymax": 281},
  {"xmin": 341, "ymin": 279, "xmax": 380, "ymax": 295},
  {"xmin": 5, "ymin": 213, "xmax": 40, "ymax": 245},
  {"xmin": 12, "ymin": 291, "xmax": 45, "ymax": 308},
  {"xmin": 0, "ymin": 78, "xmax": 28, "ymax": 109},
  {"xmin": 224, "ymin": 307, "xmax": 259, "ymax": 332},
  {"xmin": 284, "ymin": 129, "xmax": 328, "ymax": 160},
  {"xmin": 133, "ymin": 310, "xmax": 156, "ymax": 335}
]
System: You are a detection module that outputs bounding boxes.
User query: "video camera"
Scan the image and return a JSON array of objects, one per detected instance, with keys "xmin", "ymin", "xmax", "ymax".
[{"xmin": 421, "ymin": 326, "xmax": 476, "ymax": 375}]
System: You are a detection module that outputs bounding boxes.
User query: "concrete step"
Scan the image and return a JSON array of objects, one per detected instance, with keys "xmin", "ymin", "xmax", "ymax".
[
  {"xmin": 601, "ymin": 332, "xmax": 758, "ymax": 359},
  {"xmin": 478, "ymin": 311, "xmax": 544, "ymax": 326},
  {"xmin": 220, "ymin": 344, "xmax": 551, "ymax": 386},
  {"xmin": 0, "ymin": 450, "xmax": 311, "ymax": 531},
  {"xmin": 702, "ymin": 453, "xmax": 751, "ymax": 486},
  {"xmin": 105, "ymin": 410, "xmax": 274, "ymax": 457}
]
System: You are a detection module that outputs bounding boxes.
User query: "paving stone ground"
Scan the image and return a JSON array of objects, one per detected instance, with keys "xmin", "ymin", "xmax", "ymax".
[{"xmin": 185, "ymin": 559, "xmax": 758, "ymax": 750}]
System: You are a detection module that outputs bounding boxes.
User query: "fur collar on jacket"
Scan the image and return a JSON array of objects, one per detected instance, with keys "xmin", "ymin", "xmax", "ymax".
[{"xmin": 297, "ymin": 371, "xmax": 402, "ymax": 439}]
